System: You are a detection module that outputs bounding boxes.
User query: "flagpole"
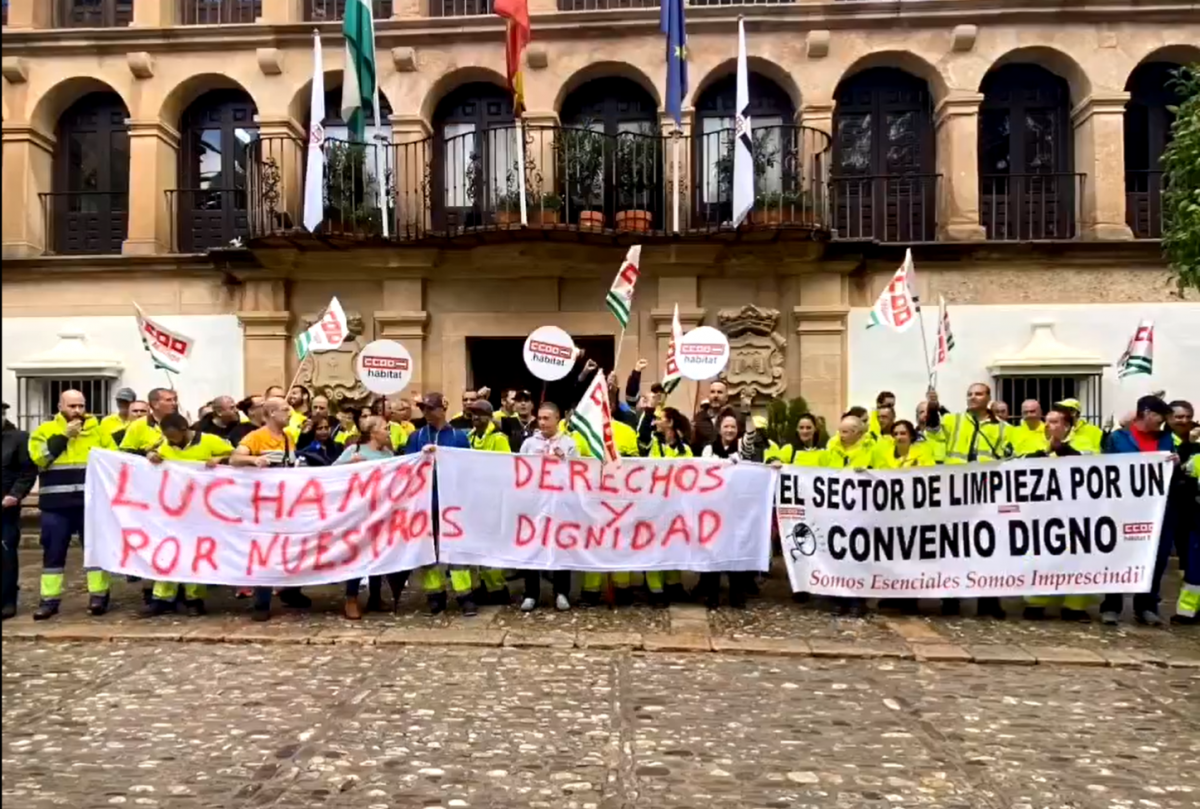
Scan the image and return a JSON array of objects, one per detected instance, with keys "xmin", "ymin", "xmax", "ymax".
[
  {"xmin": 162, "ymin": 369, "xmax": 176, "ymax": 392},
  {"xmin": 286, "ymin": 355, "xmax": 311, "ymax": 398},
  {"xmin": 672, "ymin": 129, "xmax": 681, "ymax": 234},
  {"xmin": 371, "ymin": 84, "xmax": 390, "ymax": 239},
  {"xmin": 515, "ymin": 113, "xmax": 529, "ymax": 227}
]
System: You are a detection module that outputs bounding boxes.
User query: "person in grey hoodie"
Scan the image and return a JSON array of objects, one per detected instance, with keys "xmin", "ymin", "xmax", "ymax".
[{"xmin": 518, "ymin": 402, "xmax": 576, "ymax": 612}]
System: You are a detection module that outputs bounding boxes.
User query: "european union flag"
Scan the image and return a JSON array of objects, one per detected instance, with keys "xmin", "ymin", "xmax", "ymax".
[{"xmin": 662, "ymin": 0, "xmax": 687, "ymax": 126}]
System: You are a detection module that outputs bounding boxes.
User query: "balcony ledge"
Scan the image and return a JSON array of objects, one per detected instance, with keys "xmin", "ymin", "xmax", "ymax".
[{"xmin": 4, "ymin": 0, "xmax": 1197, "ymax": 54}]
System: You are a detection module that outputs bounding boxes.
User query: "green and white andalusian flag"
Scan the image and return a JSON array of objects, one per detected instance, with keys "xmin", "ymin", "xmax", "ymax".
[
  {"xmin": 296, "ymin": 297, "xmax": 349, "ymax": 361},
  {"xmin": 569, "ymin": 369, "xmax": 619, "ymax": 465},
  {"xmin": 1117, "ymin": 320, "xmax": 1154, "ymax": 378},
  {"xmin": 606, "ymin": 245, "xmax": 641, "ymax": 329},
  {"xmin": 662, "ymin": 303, "xmax": 683, "ymax": 394},
  {"xmin": 340, "ymin": 0, "xmax": 378, "ymax": 141}
]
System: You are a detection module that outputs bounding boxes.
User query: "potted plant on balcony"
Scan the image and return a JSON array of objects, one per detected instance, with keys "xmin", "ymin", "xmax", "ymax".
[
  {"xmin": 539, "ymin": 192, "xmax": 563, "ymax": 225},
  {"xmin": 556, "ymin": 122, "xmax": 607, "ymax": 230},
  {"xmin": 323, "ymin": 140, "xmax": 393, "ymax": 237},
  {"xmin": 615, "ymin": 128, "xmax": 661, "ymax": 233},
  {"xmin": 752, "ymin": 187, "xmax": 811, "ymax": 226},
  {"xmin": 714, "ymin": 128, "xmax": 782, "ymax": 226}
]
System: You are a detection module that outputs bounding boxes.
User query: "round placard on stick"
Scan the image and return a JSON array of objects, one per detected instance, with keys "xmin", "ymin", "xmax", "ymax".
[
  {"xmin": 523, "ymin": 326, "xmax": 577, "ymax": 382},
  {"xmin": 677, "ymin": 326, "xmax": 731, "ymax": 381},
  {"xmin": 355, "ymin": 340, "xmax": 415, "ymax": 395}
]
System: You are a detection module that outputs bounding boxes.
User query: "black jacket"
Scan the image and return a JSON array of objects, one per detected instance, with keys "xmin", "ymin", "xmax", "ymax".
[
  {"xmin": 2, "ymin": 420, "xmax": 37, "ymax": 502},
  {"xmin": 194, "ymin": 412, "xmax": 242, "ymax": 442}
]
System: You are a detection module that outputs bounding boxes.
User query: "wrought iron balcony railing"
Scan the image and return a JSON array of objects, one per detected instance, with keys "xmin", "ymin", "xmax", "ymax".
[
  {"xmin": 305, "ymin": 0, "xmax": 393, "ymax": 20},
  {"xmin": 167, "ymin": 187, "xmax": 252, "ymax": 253},
  {"xmin": 980, "ymin": 172, "xmax": 1085, "ymax": 241},
  {"xmin": 52, "ymin": 0, "xmax": 133, "ymax": 28},
  {"xmin": 427, "ymin": 0, "xmax": 492, "ymax": 16},
  {"xmin": 829, "ymin": 173, "xmax": 940, "ymax": 243},
  {"xmin": 178, "ymin": 0, "xmax": 262, "ymax": 24},
  {"xmin": 1125, "ymin": 169, "xmax": 1166, "ymax": 239},
  {"xmin": 38, "ymin": 191, "xmax": 128, "ymax": 255}
]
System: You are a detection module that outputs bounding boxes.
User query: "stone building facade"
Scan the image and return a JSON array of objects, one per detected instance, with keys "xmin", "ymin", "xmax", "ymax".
[{"xmin": 2, "ymin": 0, "xmax": 1198, "ymax": 427}]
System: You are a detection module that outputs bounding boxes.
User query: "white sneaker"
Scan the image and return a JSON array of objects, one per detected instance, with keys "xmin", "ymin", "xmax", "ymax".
[
  {"xmin": 520, "ymin": 597, "xmax": 537, "ymax": 612},
  {"xmin": 555, "ymin": 594, "xmax": 571, "ymax": 612}
]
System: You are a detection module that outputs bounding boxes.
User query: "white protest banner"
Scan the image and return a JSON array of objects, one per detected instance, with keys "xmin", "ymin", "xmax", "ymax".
[
  {"xmin": 523, "ymin": 326, "xmax": 577, "ymax": 382},
  {"xmin": 436, "ymin": 447, "xmax": 774, "ymax": 572},
  {"xmin": 356, "ymin": 339, "xmax": 414, "ymax": 395},
  {"xmin": 134, "ymin": 302, "xmax": 194, "ymax": 374},
  {"xmin": 677, "ymin": 326, "xmax": 730, "ymax": 381},
  {"xmin": 776, "ymin": 454, "xmax": 1173, "ymax": 599},
  {"xmin": 84, "ymin": 450, "xmax": 436, "ymax": 587}
]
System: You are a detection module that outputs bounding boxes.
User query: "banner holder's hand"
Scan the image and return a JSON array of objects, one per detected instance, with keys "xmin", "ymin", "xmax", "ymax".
[
  {"xmin": 147, "ymin": 451, "xmax": 163, "ymax": 465},
  {"xmin": 205, "ymin": 458, "xmax": 219, "ymax": 469},
  {"xmin": 422, "ymin": 445, "xmax": 437, "ymax": 455}
]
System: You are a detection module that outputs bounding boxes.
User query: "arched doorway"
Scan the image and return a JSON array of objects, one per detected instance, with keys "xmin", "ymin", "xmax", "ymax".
[
  {"xmin": 432, "ymin": 82, "xmax": 517, "ymax": 230},
  {"xmin": 832, "ymin": 67, "xmax": 935, "ymax": 242},
  {"xmin": 51, "ymin": 91, "xmax": 130, "ymax": 254},
  {"xmin": 979, "ymin": 63, "xmax": 1074, "ymax": 240},
  {"xmin": 1124, "ymin": 61, "xmax": 1183, "ymax": 238}
]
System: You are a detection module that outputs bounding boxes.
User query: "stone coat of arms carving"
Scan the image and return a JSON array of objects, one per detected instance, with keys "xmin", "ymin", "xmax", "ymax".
[
  {"xmin": 296, "ymin": 311, "xmax": 372, "ymax": 407},
  {"xmin": 717, "ymin": 305, "xmax": 787, "ymax": 402}
]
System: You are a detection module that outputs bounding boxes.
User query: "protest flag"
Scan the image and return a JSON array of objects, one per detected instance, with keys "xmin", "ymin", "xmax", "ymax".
[
  {"xmin": 662, "ymin": 303, "xmax": 683, "ymax": 394},
  {"xmin": 731, "ymin": 16, "xmax": 754, "ymax": 228},
  {"xmin": 1116, "ymin": 320, "xmax": 1154, "ymax": 378},
  {"xmin": 295, "ymin": 296, "xmax": 350, "ymax": 361},
  {"xmin": 133, "ymin": 302, "xmax": 194, "ymax": 376},
  {"xmin": 569, "ymin": 369, "xmax": 619, "ymax": 465},
  {"xmin": 606, "ymin": 245, "xmax": 641, "ymax": 329},
  {"xmin": 341, "ymin": 0, "xmax": 388, "ymax": 237},
  {"xmin": 933, "ymin": 294, "xmax": 955, "ymax": 367},
  {"xmin": 867, "ymin": 249, "xmax": 918, "ymax": 334},
  {"xmin": 496, "ymin": 0, "xmax": 531, "ymax": 225},
  {"xmin": 303, "ymin": 30, "xmax": 326, "ymax": 233}
]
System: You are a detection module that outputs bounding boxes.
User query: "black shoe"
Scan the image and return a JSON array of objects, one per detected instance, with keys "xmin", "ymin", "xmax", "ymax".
[
  {"xmin": 428, "ymin": 592, "xmax": 447, "ymax": 616},
  {"xmin": 743, "ymin": 577, "xmax": 761, "ymax": 597},
  {"xmin": 488, "ymin": 586, "xmax": 513, "ymax": 606},
  {"xmin": 365, "ymin": 594, "xmax": 386, "ymax": 613},
  {"xmin": 978, "ymin": 600, "xmax": 1007, "ymax": 620},
  {"xmin": 1, "ymin": 603, "xmax": 15, "ymax": 621},
  {"xmin": 1170, "ymin": 613, "xmax": 1198, "ymax": 626},
  {"xmin": 1060, "ymin": 608, "xmax": 1090, "ymax": 623},
  {"xmin": 898, "ymin": 599, "xmax": 919, "ymax": 616},
  {"xmin": 141, "ymin": 587, "xmax": 153, "ymax": 605},
  {"xmin": 185, "ymin": 599, "xmax": 207, "ymax": 618},
  {"xmin": 728, "ymin": 590, "xmax": 747, "ymax": 610},
  {"xmin": 33, "ymin": 601, "xmax": 59, "ymax": 621},
  {"xmin": 665, "ymin": 583, "xmax": 689, "ymax": 603},
  {"xmin": 278, "ymin": 590, "xmax": 312, "ymax": 610},
  {"xmin": 1023, "ymin": 606, "xmax": 1046, "ymax": 621},
  {"xmin": 458, "ymin": 596, "xmax": 478, "ymax": 617},
  {"xmin": 844, "ymin": 602, "xmax": 867, "ymax": 619},
  {"xmin": 648, "ymin": 590, "xmax": 668, "ymax": 609},
  {"xmin": 941, "ymin": 599, "xmax": 961, "ymax": 617},
  {"xmin": 580, "ymin": 590, "xmax": 602, "ymax": 608},
  {"xmin": 87, "ymin": 594, "xmax": 110, "ymax": 617},
  {"xmin": 791, "ymin": 591, "xmax": 810, "ymax": 605},
  {"xmin": 703, "ymin": 590, "xmax": 720, "ymax": 611},
  {"xmin": 251, "ymin": 606, "xmax": 271, "ymax": 622},
  {"xmin": 614, "ymin": 587, "xmax": 634, "ymax": 607},
  {"xmin": 136, "ymin": 600, "xmax": 173, "ymax": 619}
]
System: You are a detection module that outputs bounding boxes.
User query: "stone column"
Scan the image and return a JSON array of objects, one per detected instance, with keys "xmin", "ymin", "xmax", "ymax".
[
  {"xmin": 798, "ymin": 102, "xmax": 834, "ymax": 227},
  {"xmin": 1, "ymin": 123, "xmax": 54, "ymax": 258},
  {"xmin": 791, "ymin": 272, "xmax": 849, "ymax": 420},
  {"xmin": 659, "ymin": 109, "xmax": 693, "ymax": 233},
  {"xmin": 1073, "ymin": 92, "xmax": 1134, "ymax": 241},
  {"xmin": 392, "ymin": 0, "xmax": 423, "ymax": 18},
  {"xmin": 258, "ymin": 0, "xmax": 304, "ymax": 23},
  {"xmin": 253, "ymin": 116, "xmax": 306, "ymax": 236},
  {"xmin": 389, "ymin": 114, "xmax": 432, "ymax": 237},
  {"xmin": 522, "ymin": 110, "xmax": 560, "ymax": 224},
  {"xmin": 4, "ymin": 0, "xmax": 52, "ymax": 28},
  {"xmin": 131, "ymin": 0, "xmax": 175, "ymax": 26},
  {"xmin": 237, "ymin": 280, "xmax": 290, "ymax": 396},
  {"xmin": 122, "ymin": 120, "xmax": 179, "ymax": 255},
  {"xmin": 934, "ymin": 92, "xmax": 987, "ymax": 241}
]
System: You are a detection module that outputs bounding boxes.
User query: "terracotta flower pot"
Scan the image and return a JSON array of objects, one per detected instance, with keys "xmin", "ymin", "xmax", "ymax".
[
  {"xmin": 616, "ymin": 209, "xmax": 652, "ymax": 233},
  {"xmin": 579, "ymin": 210, "xmax": 605, "ymax": 231},
  {"xmin": 539, "ymin": 209, "xmax": 561, "ymax": 225},
  {"xmin": 494, "ymin": 209, "xmax": 521, "ymax": 226}
]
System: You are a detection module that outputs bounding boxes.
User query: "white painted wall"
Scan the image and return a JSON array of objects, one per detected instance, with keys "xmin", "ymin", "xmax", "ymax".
[
  {"xmin": 848, "ymin": 303, "xmax": 1200, "ymax": 421},
  {"xmin": 1, "ymin": 315, "xmax": 245, "ymax": 420}
]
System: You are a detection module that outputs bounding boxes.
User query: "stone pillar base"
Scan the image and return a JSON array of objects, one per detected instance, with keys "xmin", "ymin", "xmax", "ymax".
[
  {"xmin": 938, "ymin": 222, "xmax": 988, "ymax": 242},
  {"xmin": 1081, "ymin": 223, "xmax": 1135, "ymax": 241},
  {"xmin": 122, "ymin": 238, "xmax": 169, "ymax": 256}
]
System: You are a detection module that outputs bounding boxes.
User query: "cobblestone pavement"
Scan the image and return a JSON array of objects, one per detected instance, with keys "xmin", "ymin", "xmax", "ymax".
[{"xmin": 2, "ymin": 641, "xmax": 1198, "ymax": 809}]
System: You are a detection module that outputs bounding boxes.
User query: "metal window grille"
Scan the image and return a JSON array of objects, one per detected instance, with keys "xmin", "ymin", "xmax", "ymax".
[
  {"xmin": 993, "ymin": 374, "xmax": 1102, "ymax": 426},
  {"xmin": 14, "ymin": 377, "xmax": 113, "ymax": 433}
]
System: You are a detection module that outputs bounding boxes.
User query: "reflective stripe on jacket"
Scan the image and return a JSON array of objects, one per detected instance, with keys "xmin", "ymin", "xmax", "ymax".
[
  {"xmin": 119, "ymin": 416, "xmax": 164, "ymax": 454},
  {"xmin": 469, "ymin": 421, "xmax": 512, "ymax": 453},
  {"xmin": 28, "ymin": 414, "xmax": 116, "ymax": 509},
  {"xmin": 939, "ymin": 413, "xmax": 1012, "ymax": 464}
]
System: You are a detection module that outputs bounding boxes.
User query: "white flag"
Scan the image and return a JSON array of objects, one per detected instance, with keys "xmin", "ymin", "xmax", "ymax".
[
  {"xmin": 303, "ymin": 31, "xmax": 326, "ymax": 233},
  {"xmin": 295, "ymin": 297, "xmax": 349, "ymax": 361},
  {"xmin": 662, "ymin": 303, "xmax": 684, "ymax": 394},
  {"xmin": 134, "ymin": 303, "xmax": 194, "ymax": 375},
  {"xmin": 866, "ymin": 251, "xmax": 918, "ymax": 334},
  {"xmin": 1116, "ymin": 320, "xmax": 1154, "ymax": 378},
  {"xmin": 606, "ymin": 245, "xmax": 641, "ymax": 329},
  {"xmin": 569, "ymin": 369, "xmax": 619, "ymax": 465},
  {"xmin": 933, "ymin": 295, "xmax": 955, "ymax": 368},
  {"xmin": 731, "ymin": 17, "xmax": 754, "ymax": 228}
]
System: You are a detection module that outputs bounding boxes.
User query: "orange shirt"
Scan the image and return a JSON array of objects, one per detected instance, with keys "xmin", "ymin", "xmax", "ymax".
[{"xmin": 238, "ymin": 426, "xmax": 292, "ymax": 466}]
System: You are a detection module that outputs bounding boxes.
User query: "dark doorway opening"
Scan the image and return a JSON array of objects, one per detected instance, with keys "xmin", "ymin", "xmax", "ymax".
[{"xmin": 467, "ymin": 335, "xmax": 615, "ymax": 410}]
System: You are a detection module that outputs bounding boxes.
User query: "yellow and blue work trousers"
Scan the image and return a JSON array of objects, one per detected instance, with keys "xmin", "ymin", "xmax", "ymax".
[
  {"xmin": 581, "ymin": 572, "xmax": 633, "ymax": 593},
  {"xmin": 150, "ymin": 582, "xmax": 208, "ymax": 603},
  {"xmin": 645, "ymin": 571, "xmax": 682, "ymax": 593},
  {"xmin": 479, "ymin": 568, "xmax": 509, "ymax": 596},
  {"xmin": 1024, "ymin": 594, "xmax": 1100, "ymax": 612},
  {"xmin": 422, "ymin": 566, "xmax": 475, "ymax": 597},
  {"xmin": 40, "ymin": 508, "xmax": 109, "ymax": 605}
]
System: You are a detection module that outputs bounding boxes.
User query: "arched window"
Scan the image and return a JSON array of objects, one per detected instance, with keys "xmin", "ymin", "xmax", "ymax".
[
  {"xmin": 52, "ymin": 91, "xmax": 130, "ymax": 254},
  {"xmin": 832, "ymin": 68, "xmax": 935, "ymax": 241},
  {"xmin": 694, "ymin": 73, "xmax": 795, "ymax": 226},
  {"xmin": 432, "ymin": 83, "xmax": 517, "ymax": 228},
  {"xmin": 1125, "ymin": 62, "xmax": 1181, "ymax": 238},
  {"xmin": 178, "ymin": 90, "xmax": 258, "ymax": 252},
  {"xmin": 560, "ymin": 77, "xmax": 659, "ymax": 228},
  {"xmin": 979, "ymin": 64, "xmax": 1074, "ymax": 240}
]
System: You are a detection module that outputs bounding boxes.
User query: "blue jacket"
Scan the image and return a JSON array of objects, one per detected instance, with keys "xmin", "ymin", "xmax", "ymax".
[
  {"xmin": 1106, "ymin": 428, "xmax": 1174, "ymax": 454},
  {"xmin": 403, "ymin": 424, "xmax": 469, "ymax": 454}
]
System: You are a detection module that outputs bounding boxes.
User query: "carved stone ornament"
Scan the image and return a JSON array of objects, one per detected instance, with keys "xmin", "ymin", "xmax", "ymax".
[
  {"xmin": 717, "ymin": 305, "xmax": 787, "ymax": 402},
  {"xmin": 295, "ymin": 310, "xmax": 372, "ymax": 407}
]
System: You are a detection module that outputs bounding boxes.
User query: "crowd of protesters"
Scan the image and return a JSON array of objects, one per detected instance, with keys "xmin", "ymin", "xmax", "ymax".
[{"xmin": 2, "ymin": 357, "xmax": 1196, "ymax": 627}]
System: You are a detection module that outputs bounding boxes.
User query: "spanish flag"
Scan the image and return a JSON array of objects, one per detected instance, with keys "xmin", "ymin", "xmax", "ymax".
[{"xmin": 494, "ymin": 0, "xmax": 530, "ymax": 114}]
